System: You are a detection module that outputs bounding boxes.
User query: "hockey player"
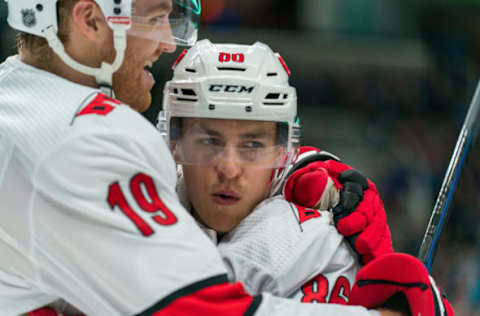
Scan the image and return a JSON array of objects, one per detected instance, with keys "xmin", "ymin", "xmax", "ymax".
[
  {"xmin": 157, "ymin": 39, "xmax": 450, "ymax": 307},
  {"xmin": 156, "ymin": 39, "xmax": 453, "ymax": 314},
  {"xmin": 0, "ymin": 1, "xmax": 451, "ymax": 315},
  {"xmin": 158, "ymin": 39, "xmax": 363, "ymax": 301}
]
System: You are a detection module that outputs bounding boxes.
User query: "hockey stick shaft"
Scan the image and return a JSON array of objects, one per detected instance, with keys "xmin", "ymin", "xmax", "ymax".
[{"xmin": 418, "ymin": 79, "xmax": 480, "ymax": 272}]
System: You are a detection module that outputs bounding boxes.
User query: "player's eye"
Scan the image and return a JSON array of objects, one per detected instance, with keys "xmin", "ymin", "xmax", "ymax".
[
  {"xmin": 237, "ymin": 141, "xmax": 265, "ymax": 162},
  {"xmin": 242, "ymin": 141, "xmax": 265, "ymax": 149},
  {"xmin": 197, "ymin": 137, "xmax": 222, "ymax": 147},
  {"xmin": 149, "ymin": 15, "xmax": 168, "ymax": 25}
]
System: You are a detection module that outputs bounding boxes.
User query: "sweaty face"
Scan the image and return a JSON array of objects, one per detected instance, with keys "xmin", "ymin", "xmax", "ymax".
[
  {"xmin": 112, "ymin": 0, "xmax": 176, "ymax": 112},
  {"xmin": 180, "ymin": 118, "xmax": 280, "ymax": 233}
]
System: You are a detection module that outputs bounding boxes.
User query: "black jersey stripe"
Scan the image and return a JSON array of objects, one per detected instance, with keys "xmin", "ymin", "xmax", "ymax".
[
  {"xmin": 135, "ymin": 274, "xmax": 229, "ymax": 316},
  {"xmin": 244, "ymin": 295, "xmax": 263, "ymax": 316}
]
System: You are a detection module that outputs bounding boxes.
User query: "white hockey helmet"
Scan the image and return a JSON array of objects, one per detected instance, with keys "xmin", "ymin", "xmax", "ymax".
[
  {"xmin": 158, "ymin": 39, "xmax": 300, "ymax": 194},
  {"xmin": 4, "ymin": 0, "xmax": 200, "ymax": 95}
]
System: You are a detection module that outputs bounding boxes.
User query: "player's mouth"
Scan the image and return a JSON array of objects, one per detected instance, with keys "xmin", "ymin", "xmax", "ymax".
[
  {"xmin": 212, "ymin": 189, "xmax": 240, "ymax": 205},
  {"xmin": 142, "ymin": 60, "xmax": 156, "ymax": 88}
]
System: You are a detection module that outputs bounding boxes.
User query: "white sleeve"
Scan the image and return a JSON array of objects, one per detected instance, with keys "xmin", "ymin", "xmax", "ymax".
[
  {"xmin": 218, "ymin": 197, "xmax": 359, "ymax": 299},
  {"xmin": 31, "ymin": 127, "xmax": 227, "ymax": 316}
]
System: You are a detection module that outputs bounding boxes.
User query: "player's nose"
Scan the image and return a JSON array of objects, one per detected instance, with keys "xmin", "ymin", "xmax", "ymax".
[
  {"xmin": 158, "ymin": 22, "xmax": 177, "ymax": 53},
  {"xmin": 159, "ymin": 40, "xmax": 177, "ymax": 54},
  {"xmin": 215, "ymin": 147, "xmax": 243, "ymax": 180}
]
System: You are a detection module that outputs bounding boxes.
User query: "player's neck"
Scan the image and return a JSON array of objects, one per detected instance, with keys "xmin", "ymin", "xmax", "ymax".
[{"xmin": 20, "ymin": 51, "xmax": 98, "ymax": 89}]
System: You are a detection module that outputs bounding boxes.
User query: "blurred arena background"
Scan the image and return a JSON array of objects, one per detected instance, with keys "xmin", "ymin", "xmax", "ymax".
[{"xmin": 1, "ymin": 0, "xmax": 479, "ymax": 313}]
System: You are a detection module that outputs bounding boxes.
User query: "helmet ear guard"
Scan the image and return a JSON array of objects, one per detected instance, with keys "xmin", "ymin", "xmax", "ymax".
[{"xmin": 158, "ymin": 39, "xmax": 301, "ymax": 195}]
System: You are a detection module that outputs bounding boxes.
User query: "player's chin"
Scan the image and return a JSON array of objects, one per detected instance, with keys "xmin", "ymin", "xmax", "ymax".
[
  {"xmin": 120, "ymin": 91, "xmax": 151, "ymax": 113},
  {"xmin": 213, "ymin": 212, "xmax": 246, "ymax": 233},
  {"xmin": 136, "ymin": 92, "xmax": 152, "ymax": 113},
  {"xmin": 210, "ymin": 220, "xmax": 237, "ymax": 234},
  {"xmin": 114, "ymin": 73, "xmax": 153, "ymax": 112}
]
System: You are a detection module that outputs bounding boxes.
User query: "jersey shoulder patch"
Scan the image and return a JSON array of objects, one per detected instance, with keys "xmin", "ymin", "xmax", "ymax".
[{"xmin": 75, "ymin": 93, "xmax": 121, "ymax": 118}]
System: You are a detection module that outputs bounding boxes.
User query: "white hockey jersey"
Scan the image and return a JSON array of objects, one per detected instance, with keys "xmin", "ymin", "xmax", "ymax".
[
  {"xmin": 219, "ymin": 196, "xmax": 359, "ymax": 303},
  {"xmin": 0, "ymin": 56, "xmax": 376, "ymax": 316}
]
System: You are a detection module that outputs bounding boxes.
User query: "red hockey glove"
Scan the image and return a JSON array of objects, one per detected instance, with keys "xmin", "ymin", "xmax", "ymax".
[
  {"xmin": 283, "ymin": 146, "xmax": 393, "ymax": 264},
  {"xmin": 28, "ymin": 307, "xmax": 85, "ymax": 316},
  {"xmin": 283, "ymin": 163, "xmax": 339, "ymax": 210},
  {"xmin": 349, "ymin": 253, "xmax": 454, "ymax": 316}
]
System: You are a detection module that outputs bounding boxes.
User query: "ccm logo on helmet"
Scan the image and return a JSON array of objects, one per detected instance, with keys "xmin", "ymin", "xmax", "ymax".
[
  {"xmin": 219, "ymin": 52, "xmax": 245, "ymax": 63},
  {"xmin": 209, "ymin": 84, "xmax": 255, "ymax": 93}
]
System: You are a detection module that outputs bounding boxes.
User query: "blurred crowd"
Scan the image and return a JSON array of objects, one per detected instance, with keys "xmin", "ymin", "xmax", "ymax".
[{"xmin": 1, "ymin": 0, "xmax": 479, "ymax": 313}]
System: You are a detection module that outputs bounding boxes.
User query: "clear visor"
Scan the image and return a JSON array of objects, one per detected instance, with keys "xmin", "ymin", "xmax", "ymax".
[
  {"xmin": 169, "ymin": 118, "xmax": 294, "ymax": 169},
  {"xmin": 129, "ymin": 0, "xmax": 200, "ymax": 46}
]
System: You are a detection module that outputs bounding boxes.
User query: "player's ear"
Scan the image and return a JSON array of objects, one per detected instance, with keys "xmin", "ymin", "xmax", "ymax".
[{"xmin": 71, "ymin": 0, "xmax": 108, "ymax": 42}]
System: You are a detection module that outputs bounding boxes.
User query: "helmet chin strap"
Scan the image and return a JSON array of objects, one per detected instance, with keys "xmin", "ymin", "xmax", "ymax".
[{"xmin": 43, "ymin": 25, "xmax": 127, "ymax": 97}]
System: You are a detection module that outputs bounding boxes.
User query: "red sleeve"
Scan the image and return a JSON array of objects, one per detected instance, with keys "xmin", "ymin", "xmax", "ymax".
[{"xmin": 138, "ymin": 275, "xmax": 262, "ymax": 316}]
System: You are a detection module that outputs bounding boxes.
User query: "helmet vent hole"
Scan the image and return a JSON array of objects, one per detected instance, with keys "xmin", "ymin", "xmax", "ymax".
[
  {"xmin": 217, "ymin": 67, "xmax": 246, "ymax": 72},
  {"xmin": 177, "ymin": 97, "xmax": 197, "ymax": 102},
  {"xmin": 265, "ymin": 93, "xmax": 281, "ymax": 100},
  {"xmin": 267, "ymin": 72, "xmax": 277, "ymax": 77},
  {"xmin": 264, "ymin": 93, "xmax": 284, "ymax": 105},
  {"xmin": 209, "ymin": 104, "xmax": 216, "ymax": 110},
  {"xmin": 245, "ymin": 106, "xmax": 252, "ymax": 112},
  {"xmin": 283, "ymin": 94, "xmax": 288, "ymax": 99},
  {"xmin": 36, "ymin": 4, "xmax": 43, "ymax": 11},
  {"xmin": 185, "ymin": 68, "xmax": 197, "ymax": 73},
  {"xmin": 263, "ymin": 102, "xmax": 284, "ymax": 106},
  {"xmin": 181, "ymin": 89, "xmax": 197, "ymax": 96},
  {"xmin": 173, "ymin": 88, "xmax": 179, "ymax": 94}
]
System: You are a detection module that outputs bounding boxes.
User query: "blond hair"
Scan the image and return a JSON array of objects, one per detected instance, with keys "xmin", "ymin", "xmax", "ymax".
[{"xmin": 17, "ymin": 0, "xmax": 78, "ymax": 63}]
